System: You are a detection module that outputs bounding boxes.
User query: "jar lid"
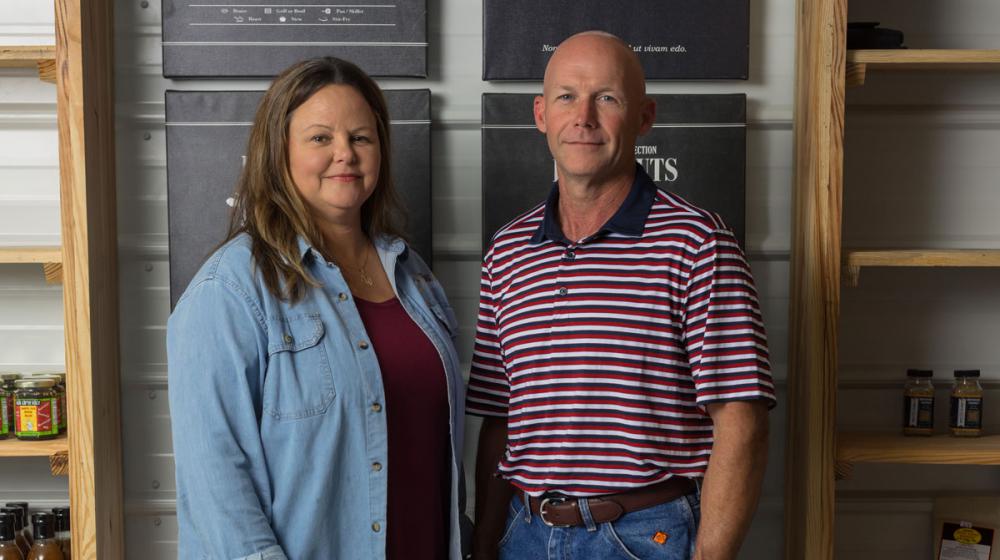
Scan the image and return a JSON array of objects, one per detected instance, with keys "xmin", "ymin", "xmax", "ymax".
[
  {"xmin": 906, "ymin": 369, "xmax": 933, "ymax": 378},
  {"xmin": 15, "ymin": 378, "xmax": 56, "ymax": 389},
  {"xmin": 955, "ymin": 369, "xmax": 981, "ymax": 378}
]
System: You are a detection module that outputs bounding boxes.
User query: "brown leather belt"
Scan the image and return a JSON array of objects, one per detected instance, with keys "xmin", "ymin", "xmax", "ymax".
[{"xmin": 526, "ymin": 477, "xmax": 697, "ymax": 527}]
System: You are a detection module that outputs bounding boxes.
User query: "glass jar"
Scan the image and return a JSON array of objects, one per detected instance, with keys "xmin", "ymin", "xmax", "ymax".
[
  {"xmin": 0, "ymin": 373, "xmax": 19, "ymax": 441},
  {"xmin": 31, "ymin": 375, "xmax": 65, "ymax": 435},
  {"xmin": 950, "ymin": 369, "xmax": 984, "ymax": 437},
  {"xmin": 14, "ymin": 379, "xmax": 60, "ymax": 441},
  {"xmin": 903, "ymin": 369, "xmax": 934, "ymax": 436}
]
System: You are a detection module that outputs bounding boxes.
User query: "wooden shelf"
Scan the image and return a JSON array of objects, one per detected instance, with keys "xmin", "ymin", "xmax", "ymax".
[
  {"xmin": 0, "ymin": 434, "xmax": 68, "ymax": 476},
  {"xmin": 838, "ymin": 431, "xmax": 1000, "ymax": 466},
  {"xmin": 0, "ymin": 46, "xmax": 57, "ymax": 83},
  {"xmin": 847, "ymin": 49, "xmax": 1000, "ymax": 86},
  {"xmin": 843, "ymin": 249, "xmax": 1000, "ymax": 286},
  {"xmin": 0, "ymin": 246, "xmax": 63, "ymax": 284}
]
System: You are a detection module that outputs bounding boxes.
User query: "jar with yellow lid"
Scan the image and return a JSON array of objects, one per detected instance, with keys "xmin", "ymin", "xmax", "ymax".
[{"xmin": 14, "ymin": 379, "xmax": 60, "ymax": 440}]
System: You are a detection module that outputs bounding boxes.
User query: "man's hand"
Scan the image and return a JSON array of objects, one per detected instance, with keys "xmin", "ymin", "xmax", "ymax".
[
  {"xmin": 471, "ymin": 416, "xmax": 515, "ymax": 560},
  {"xmin": 692, "ymin": 400, "xmax": 770, "ymax": 560}
]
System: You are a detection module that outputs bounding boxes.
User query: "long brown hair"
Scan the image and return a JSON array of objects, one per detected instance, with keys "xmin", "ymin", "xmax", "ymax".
[{"xmin": 225, "ymin": 57, "xmax": 407, "ymax": 302}]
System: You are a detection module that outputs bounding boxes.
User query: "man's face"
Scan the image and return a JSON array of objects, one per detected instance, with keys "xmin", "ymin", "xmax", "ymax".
[{"xmin": 534, "ymin": 38, "xmax": 654, "ymax": 186}]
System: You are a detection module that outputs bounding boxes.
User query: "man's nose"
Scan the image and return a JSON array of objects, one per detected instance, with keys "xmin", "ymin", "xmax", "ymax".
[{"xmin": 574, "ymin": 99, "xmax": 597, "ymax": 128}]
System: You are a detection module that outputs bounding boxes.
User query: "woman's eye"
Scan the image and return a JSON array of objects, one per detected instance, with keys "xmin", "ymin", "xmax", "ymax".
[
  {"xmin": 310, "ymin": 134, "xmax": 330, "ymax": 143},
  {"xmin": 351, "ymin": 135, "xmax": 372, "ymax": 144}
]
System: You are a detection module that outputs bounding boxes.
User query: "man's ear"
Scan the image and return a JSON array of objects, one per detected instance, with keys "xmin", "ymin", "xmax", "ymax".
[
  {"xmin": 533, "ymin": 95, "xmax": 547, "ymax": 133},
  {"xmin": 637, "ymin": 96, "xmax": 656, "ymax": 136}
]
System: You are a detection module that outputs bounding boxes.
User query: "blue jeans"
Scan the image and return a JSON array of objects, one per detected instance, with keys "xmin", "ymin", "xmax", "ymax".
[{"xmin": 498, "ymin": 487, "xmax": 701, "ymax": 560}]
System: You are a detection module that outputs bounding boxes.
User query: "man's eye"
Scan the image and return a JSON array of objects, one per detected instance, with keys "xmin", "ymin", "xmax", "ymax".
[
  {"xmin": 556, "ymin": 94, "xmax": 573, "ymax": 102},
  {"xmin": 598, "ymin": 95, "xmax": 618, "ymax": 103}
]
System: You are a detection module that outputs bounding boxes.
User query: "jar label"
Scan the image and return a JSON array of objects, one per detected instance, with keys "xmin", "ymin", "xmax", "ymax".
[
  {"xmin": 15, "ymin": 398, "xmax": 59, "ymax": 436},
  {"xmin": 904, "ymin": 396, "xmax": 934, "ymax": 429},
  {"xmin": 950, "ymin": 397, "xmax": 983, "ymax": 429},
  {"xmin": 0, "ymin": 396, "xmax": 9, "ymax": 435}
]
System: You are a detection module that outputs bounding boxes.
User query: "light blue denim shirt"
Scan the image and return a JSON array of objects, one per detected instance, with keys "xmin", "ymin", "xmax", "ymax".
[{"xmin": 167, "ymin": 233, "xmax": 468, "ymax": 560}]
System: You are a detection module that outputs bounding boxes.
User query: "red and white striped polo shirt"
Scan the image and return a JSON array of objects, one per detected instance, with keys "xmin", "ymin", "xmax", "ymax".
[{"xmin": 466, "ymin": 167, "xmax": 776, "ymax": 497}]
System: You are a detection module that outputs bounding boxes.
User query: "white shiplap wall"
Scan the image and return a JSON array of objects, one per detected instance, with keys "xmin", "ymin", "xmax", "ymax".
[{"xmin": 3, "ymin": 0, "xmax": 799, "ymax": 556}]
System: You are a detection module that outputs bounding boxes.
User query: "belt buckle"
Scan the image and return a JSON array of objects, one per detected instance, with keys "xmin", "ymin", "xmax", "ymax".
[{"xmin": 539, "ymin": 496, "xmax": 574, "ymax": 528}]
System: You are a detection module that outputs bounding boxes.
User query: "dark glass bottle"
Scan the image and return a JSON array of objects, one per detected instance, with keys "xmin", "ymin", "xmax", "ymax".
[
  {"xmin": 4, "ymin": 505, "xmax": 30, "ymax": 547},
  {"xmin": 26, "ymin": 513, "xmax": 63, "ymax": 560},
  {"xmin": 0, "ymin": 510, "xmax": 27, "ymax": 558},
  {"xmin": 0, "ymin": 512, "xmax": 24, "ymax": 560},
  {"xmin": 49, "ymin": 510, "xmax": 68, "ymax": 560}
]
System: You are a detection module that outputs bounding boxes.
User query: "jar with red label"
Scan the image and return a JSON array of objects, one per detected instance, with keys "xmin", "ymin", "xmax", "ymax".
[
  {"xmin": 14, "ymin": 379, "xmax": 60, "ymax": 440},
  {"xmin": 32, "ymin": 375, "xmax": 66, "ymax": 435}
]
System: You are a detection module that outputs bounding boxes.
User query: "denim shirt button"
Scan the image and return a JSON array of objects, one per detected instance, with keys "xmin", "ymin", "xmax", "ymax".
[
  {"xmin": 372, "ymin": 522, "xmax": 381, "ymax": 532},
  {"xmin": 372, "ymin": 462, "xmax": 382, "ymax": 472},
  {"xmin": 338, "ymin": 292, "xmax": 348, "ymax": 301},
  {"xmin": 371, "ymin": 402, "xmax": 382, "ymax": 412},
  {"xmin": 358, "ymin": 341, "xmax": 369, "ymax": 350},
  {"xmin": 282, "ymin": 334, "xmax": 293, "ymax": 344}
]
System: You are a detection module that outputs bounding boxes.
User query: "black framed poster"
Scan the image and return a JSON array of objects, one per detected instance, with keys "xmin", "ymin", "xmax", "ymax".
[
  {"xmin": 481, "ymin": 93, "xmax": 746, "ymax": 249},
  {"xmin": 162, "ymin": 0, "xmax": 427, "ymax": 78},
  {"xmin": 483, "ymin": 0, "xmax": 749, "ymax": 80},
  {"xmin": 165, "ymin": 89, "xmax": 432, "ymax": 307}
]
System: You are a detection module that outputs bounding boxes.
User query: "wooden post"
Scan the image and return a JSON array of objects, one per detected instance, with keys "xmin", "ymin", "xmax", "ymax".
[
  {"xmin": 55, "ymin": 0, "xmax": 125, "ymax": 558},
  {"xmin": 786, "ymin": 0, "xmax": 847, "ymax": 558}
]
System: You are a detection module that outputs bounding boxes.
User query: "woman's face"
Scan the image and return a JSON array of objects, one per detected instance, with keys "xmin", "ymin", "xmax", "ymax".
[{"xmin": 287, "ymin": 84, "xmax": 381, "ymax": 227}]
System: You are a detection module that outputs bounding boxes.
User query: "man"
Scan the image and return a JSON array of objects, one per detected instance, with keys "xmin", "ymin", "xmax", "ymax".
[{"xmin": 466, "ymin": 31, "xmax": 775, "ymax": 560}]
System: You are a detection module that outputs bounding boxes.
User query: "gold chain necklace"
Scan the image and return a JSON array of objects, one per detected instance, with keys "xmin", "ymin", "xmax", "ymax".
[{"xmin": 355, "ymin": 246, "xmax": 374, "ymax": 287}]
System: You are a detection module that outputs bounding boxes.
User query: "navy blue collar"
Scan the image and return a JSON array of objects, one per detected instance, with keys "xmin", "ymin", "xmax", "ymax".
[{"xmin": 530, "ymin": 163, "xmax": 657, "ymax": 245}]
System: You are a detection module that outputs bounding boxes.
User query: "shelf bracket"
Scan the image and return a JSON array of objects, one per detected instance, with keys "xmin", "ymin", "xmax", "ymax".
[
  {"xmin": 842, "ymin": 263, "xmax": 861, "ymax": 287},
  {"xmin": 834, "ymin": 460, "xmax": 853, "ymax": 481},
  {"xmin": 43, "ymin": 262, "xmax": 63, "ymax": 284},
  {"xmin": 36, "ymin": 59, "xmax": 57, "ymax": 84},
  {"xmin": 846, "ymin": 62, "xmax": 867, "ymax": 87},
  {"xmin": 50, "ymin": 450, "xmax": 68, "ymax": 476}
]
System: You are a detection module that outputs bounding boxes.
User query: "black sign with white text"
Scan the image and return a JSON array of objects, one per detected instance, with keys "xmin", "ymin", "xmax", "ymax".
[
  {"xmin": 165, "ymin": 89, "xmax": 432, "ymax": 307},
  {"xmin": 162, "ymin": 0, "xmax": 427, "ymax": 77},
  {"xmin": 481, "ymin": 93, "xmax": 746, "ymax": 249},
  {"xmin": 483, "ymin": 0, "xmax": 748, "ymax": 80}
]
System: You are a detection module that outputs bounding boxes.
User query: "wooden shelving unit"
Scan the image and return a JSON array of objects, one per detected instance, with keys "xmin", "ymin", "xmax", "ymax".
[
  {"xmin": 838, "ymin": 432, "xmax": 1000, "ymax": 466},
  {"xmin": 0, "ymin": 2, "xmax": 122, "ymax": 558},
  {"xmin": 847, "ymin": 49, "xmax": 1000, "ymax": 86},
  {"xmin": 842, "ymin": 249, "xmax": 1000, "ymax": 286},
  {"xmin": 788, "ymin": 2, "xmax": 1000, "ymax": 558},
  {"xmin": 0, "ymin": 45, "xmax": 57, "ymax": 83},
  {"xmin": 0, "ymin": 436, "xmax": 69, "ymax": 476},
  {"xmin": 0, "ymin": 246, "xmax": 63, "ymax": 283}
]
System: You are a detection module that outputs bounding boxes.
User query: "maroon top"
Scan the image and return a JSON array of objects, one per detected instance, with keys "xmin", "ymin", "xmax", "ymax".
[{"xmin": 354, "ymin": 296, "xmax": 450, "ymax": 560}]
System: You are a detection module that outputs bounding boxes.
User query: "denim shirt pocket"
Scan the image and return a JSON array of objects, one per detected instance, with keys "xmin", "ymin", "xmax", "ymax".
[{"xmin": 263, "ymin": 314, "xmax": 336, "ymax": 420}]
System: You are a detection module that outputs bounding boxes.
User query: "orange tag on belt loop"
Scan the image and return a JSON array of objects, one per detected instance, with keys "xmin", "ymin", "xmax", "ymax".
[{"xmin": 652, "ymin": 531, "xmax": 669, "ymax": 544}]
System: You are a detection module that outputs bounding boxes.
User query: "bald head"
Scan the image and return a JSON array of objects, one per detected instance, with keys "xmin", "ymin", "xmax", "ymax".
[{"xmin": 544, "ymin": 31, "xmax": 647, "ymax": 100}]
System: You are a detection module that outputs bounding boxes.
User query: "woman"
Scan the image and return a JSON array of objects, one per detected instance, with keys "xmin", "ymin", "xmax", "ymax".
[{"xmin": 167, "ymin": 57, "xmax": 467, "ymax": 560}]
